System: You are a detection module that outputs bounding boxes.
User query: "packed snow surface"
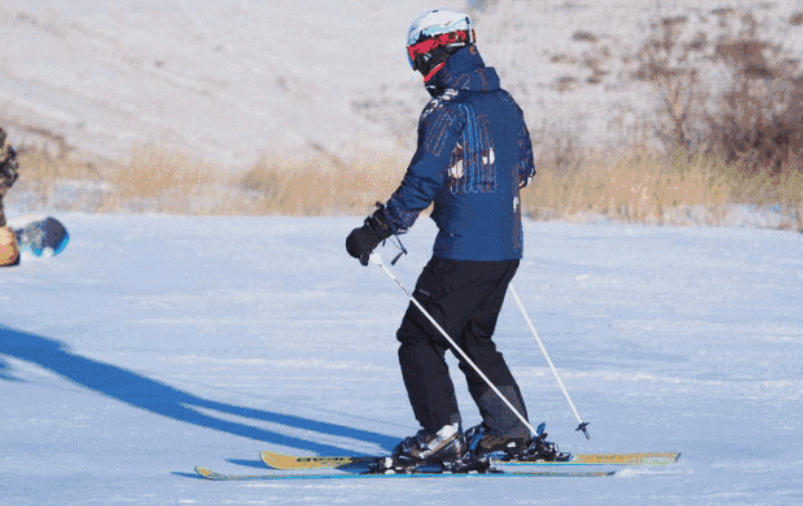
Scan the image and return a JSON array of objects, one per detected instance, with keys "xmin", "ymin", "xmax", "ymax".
[{"xmin": 1, "ymin": 215, "xmax": 802, "ymax": 504}]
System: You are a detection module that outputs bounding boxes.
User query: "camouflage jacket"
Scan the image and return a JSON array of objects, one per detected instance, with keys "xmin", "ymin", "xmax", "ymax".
[
  {"xmin": 0, "ymin": 128, "xmax": 19, "ymax": 227},
  {"xmin": 0, "ymin": 128, "xmax": 19, "ymax": 191}
]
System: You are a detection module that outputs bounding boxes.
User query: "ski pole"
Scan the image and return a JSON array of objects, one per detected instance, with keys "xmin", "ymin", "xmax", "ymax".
[
  {"xmin": 509, "ymin": 284, "xmax": 591, "ymax": 440},
  {"xmin": 369, "ymin": 253, "xmax": 539, "ymax": 436}
]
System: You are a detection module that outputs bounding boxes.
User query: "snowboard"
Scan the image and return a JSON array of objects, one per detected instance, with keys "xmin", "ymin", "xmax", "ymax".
[{"xmin": 15, "ymin": 217, "xmax": 70, "ymax": 258}]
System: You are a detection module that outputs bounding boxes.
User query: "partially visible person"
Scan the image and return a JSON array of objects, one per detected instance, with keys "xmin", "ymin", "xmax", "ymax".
[{"xmin": 0, "ymin": 127, "xmax": 20, "ymax": 266}]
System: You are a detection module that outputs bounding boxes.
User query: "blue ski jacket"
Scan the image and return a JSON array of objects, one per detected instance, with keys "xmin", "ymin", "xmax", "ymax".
[{"xmin": 383, "ymin": 46, "xmax": 535, "ymax": 261}]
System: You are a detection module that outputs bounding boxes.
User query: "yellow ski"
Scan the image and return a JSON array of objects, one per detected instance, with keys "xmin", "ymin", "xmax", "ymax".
[{"xmin": 260, "ymin": 451, "xmax": 681, "ymax": 470}]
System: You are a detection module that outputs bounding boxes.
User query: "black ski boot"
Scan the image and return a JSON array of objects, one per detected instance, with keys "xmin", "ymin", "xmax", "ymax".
[
  {"xmin": 465, "ymin": 423, "xmax": 530, "ymax": 458},
  {"xmin": 367, "ymin": 423, "xmax": 467, "ymax": 474},
  {"xmin": 466, "ymin": 422, "xmax": 572, "ymax": 462},
  {"xmin": 516, "ymin": 423, "xmax": 572, "ymax": 462}
]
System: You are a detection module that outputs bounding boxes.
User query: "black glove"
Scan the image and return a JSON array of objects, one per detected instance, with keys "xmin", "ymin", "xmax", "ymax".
[{"xmin": 346, "ymin": 204, "xmax": 394, "ymax": 266}]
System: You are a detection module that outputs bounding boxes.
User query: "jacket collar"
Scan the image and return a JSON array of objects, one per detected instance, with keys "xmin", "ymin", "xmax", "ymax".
[{"xmin": 425, "ymin": 45, "xmax": 500, "ymax": 96}]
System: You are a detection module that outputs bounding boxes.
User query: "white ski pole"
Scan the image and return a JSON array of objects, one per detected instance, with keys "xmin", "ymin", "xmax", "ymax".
[
  {"xmin": 509, "ymin": 284, "xmax": 591, "ymax": 440},
  {"xmin": 369, "ymin": 253, "xmax": 539, "ymax": 436}
]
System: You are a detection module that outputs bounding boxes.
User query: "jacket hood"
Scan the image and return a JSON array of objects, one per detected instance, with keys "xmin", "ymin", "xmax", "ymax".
[{"xmin": 425, "ymin": 45, "xmax": 501, "ymax": 96}]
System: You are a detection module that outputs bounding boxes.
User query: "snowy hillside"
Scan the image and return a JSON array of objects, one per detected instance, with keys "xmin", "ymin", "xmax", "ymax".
[
  {"xmin": 2, "ymin": 0, "xmax": 801, "ymax": 168},
  {"xmin": 475, "ymin": 0, "xmax": 803, "ymax": 149},
  {"xmin": 2, "ymin": 215, "xmax": 802, "ymax": 504},
  {"xmin": 0, "ymin": 0, "xmax": 463, "ymax": 167}
]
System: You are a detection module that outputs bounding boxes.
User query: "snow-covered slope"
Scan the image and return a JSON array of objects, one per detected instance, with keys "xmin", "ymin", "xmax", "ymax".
[
  {"xmin": 0, "ymin": 0, "xmax": 463, "ymax": 166},
  {"xmin": 1, "ymin": 214, "xmax": 802, "ymax": 504},
  {"xmin": 3, "ymin": 0, "xmax": 800, "ymax": 168}
]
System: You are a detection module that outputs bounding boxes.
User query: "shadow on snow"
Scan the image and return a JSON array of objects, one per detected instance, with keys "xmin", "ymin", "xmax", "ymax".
[{"xmin": 0, "ymin": 325, "xmax": 397, "ymax": 454}]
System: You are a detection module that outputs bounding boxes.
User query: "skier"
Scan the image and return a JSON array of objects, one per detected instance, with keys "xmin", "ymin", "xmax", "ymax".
[
  {"xmin": 0, "ymin": 128, "xmax": 20, "ymax": 267},
  {"xmin": 346, "ymin": 9, "xmax": 565, "ymax": 471}
]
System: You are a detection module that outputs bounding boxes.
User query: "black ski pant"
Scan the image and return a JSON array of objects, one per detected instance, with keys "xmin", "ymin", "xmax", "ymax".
[{"xmin": 396, "ymin": 256, "xmax": 530, "ymax": 438}]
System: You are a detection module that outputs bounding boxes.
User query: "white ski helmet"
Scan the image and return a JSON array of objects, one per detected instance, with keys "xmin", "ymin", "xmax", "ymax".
[{"xmin": 406, "ymin": 9, "xmax": 476, "ymax": 72}]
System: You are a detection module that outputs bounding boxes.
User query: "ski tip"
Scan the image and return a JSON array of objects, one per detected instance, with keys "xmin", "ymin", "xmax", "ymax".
[
  {"xmin": 259, "ymin": 451, "xmax": 275, "ymax": 468},
  {"xmin": 260, "ymin": 451, "xmax": 297, "ymax": 470},
  {"xmin": 195, "ymin": 467, "xmax": 220, "ymax": 480}
]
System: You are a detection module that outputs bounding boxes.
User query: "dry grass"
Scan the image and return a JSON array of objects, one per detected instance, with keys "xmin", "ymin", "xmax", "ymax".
[
  {"xmin": 17, "ymin": 149, "xmax": 103, "ymax": 181},
  {"xmin": 9, "ymin": 144, "xmax": 803, "ymax": 231},
  {"xmin": 107, "ymin": 147, "xmax": 218, "ymax": 202},
  {"xmin": 96, "ymin": 147, "xmax": 235, "ymax": 215},
  {"xmin": 524, "ymin": 148, "xmax": 803, "ymax": 228},
  {"xmin": 13, "ymin": 148, "xmax": 106, "ymax": 211},
  {"xmin": 13, "ymin": 146, "xmax": 406, "ymax": 216},
  {"xmin": 238, "ymin": 154, "xmax": 404, "ymax": 216},
  {"xmin": 522, "ymin": 149, "xmax": 737, "ymax": 224}
]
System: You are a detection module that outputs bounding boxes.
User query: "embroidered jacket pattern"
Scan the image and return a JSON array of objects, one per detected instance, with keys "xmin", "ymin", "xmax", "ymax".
[{"xmin": 384, "ymin": 46, "xmax": 535, "ymax": 261}]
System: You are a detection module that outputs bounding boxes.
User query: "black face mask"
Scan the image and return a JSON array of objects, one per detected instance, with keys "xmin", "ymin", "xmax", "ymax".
[
  {"xmin": 425, "ymin": 82, "xmax": 442, "ymax": 97},
  {"xmin": 416, "ymin": 44, "xmax": 463, "ymax": 82}
]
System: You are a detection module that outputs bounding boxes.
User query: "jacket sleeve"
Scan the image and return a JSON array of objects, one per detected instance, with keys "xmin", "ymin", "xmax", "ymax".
[{"xmin": 383, "ymin": 103, "xmax": 464, "ymax": 233}]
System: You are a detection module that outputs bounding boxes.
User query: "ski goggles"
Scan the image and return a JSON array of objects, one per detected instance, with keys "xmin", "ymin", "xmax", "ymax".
[{"xmin": 406, "ymin": 30, "xmax": 474, "ymax": 70}]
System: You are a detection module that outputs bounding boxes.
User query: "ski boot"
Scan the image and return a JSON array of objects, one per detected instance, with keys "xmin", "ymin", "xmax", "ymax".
[
  {"xmin": 465, "ymin": 423, "xmax": 530, "ymax": 458},
  {"xmin": 466, "ymin": 422, "xmax": 572, "ymax": 462},
  {"xmin": 366, "ymin": 423, "xmax": 468, "ymax": 474},
  {"xmin": 515, "ymin": 423, "xmax": 573, "ymax": 462}
]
